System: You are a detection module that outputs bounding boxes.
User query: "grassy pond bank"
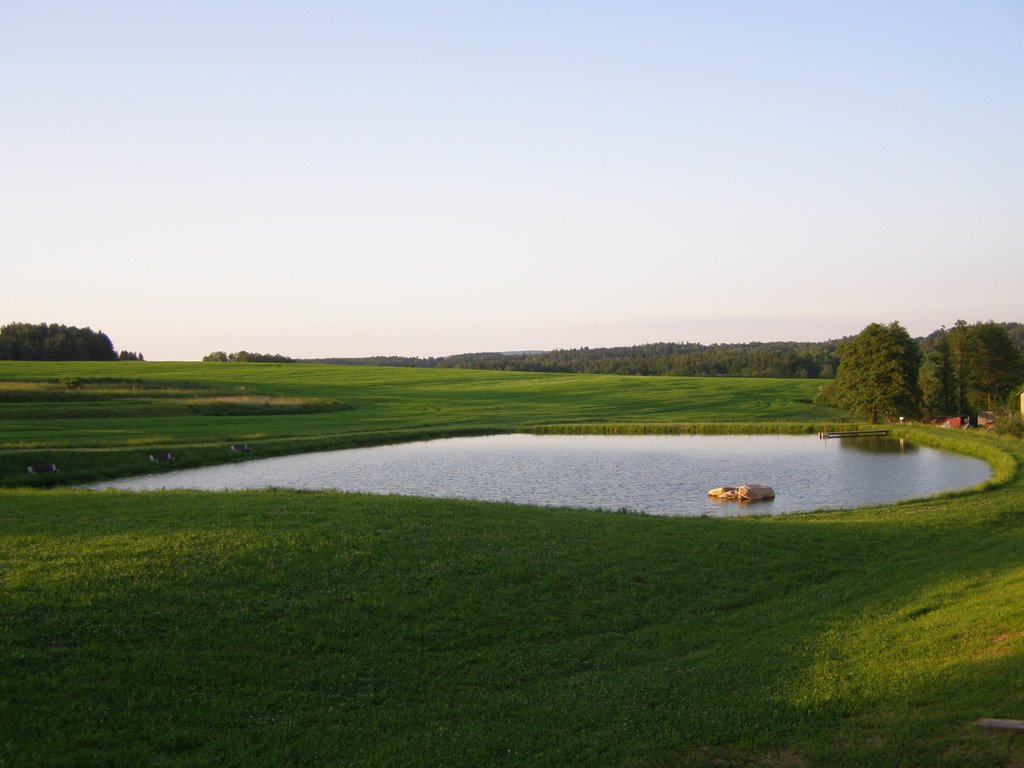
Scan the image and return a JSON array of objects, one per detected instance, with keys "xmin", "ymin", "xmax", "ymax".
[{"xmin": 1, "ymin": 362, "xmax": 1023, "ymax": 765}]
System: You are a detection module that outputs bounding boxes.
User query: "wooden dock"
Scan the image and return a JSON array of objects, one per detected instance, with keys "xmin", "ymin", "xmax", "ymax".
[{"xmin": 818, "ymin": 429, "xmax": 889, "ymax": 439}]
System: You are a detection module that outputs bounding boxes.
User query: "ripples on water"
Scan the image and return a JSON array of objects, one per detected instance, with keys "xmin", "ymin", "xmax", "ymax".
[{"xmin": 91, "ymin": 434, "xmax": 992, "ymax": 517}]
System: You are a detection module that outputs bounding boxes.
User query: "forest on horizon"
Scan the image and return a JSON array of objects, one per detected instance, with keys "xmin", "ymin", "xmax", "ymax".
[{"xmin": 309, "ymin": 322, "xmax": 1024, "ymax": 381}]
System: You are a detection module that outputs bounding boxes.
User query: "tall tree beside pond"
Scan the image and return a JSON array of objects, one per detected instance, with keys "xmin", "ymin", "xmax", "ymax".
[
  {"xmin": 946, "ymin": 320, "xmax": 974, "ymax": 414},
  {"xmin": 919, "ymin": 321, "xmax": 1024, "ymax": 415},
  {"xmin": 919, "ymin": 330, "xmax": 959, "ymax": 416},
  {"xmin": 963, "ymin": 321, "xmax": 1024, "ymax": 410},
  {"xmin": 819, "ymin": 322, "xmax": 922, "ymax": 423}
]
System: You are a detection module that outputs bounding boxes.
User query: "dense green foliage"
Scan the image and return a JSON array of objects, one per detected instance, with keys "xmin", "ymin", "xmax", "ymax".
[
  {"xmin": 313, "ymin": 340, "xmax": 839, "ymax": 378},
  {"xmin": 440, "ymin": 341, "xmax": 840, "ymax": 377},
  {"xmin": 820, "ymin": 319, "xmax": 1024, "ymax": 423},
  {"xmin": 0, "ymin": 322, "xmax": 118, "ymax": 361},
  {"xmin": 994, "ymin": 412, "xmax": 1024, "ymax": 439},
  {"xmin": 203, "ymin": 350, "xmax": 296, "ymax": 363},
  {"xmin": 818, "ymin": 322, "xmax": 923, "ymax": 423},
  {"xmin": 920, "ymin": 321, "xmax": 1024, "ymax": 414},
  {"xmin": 919, "ymin": 330, "xmax": 961, "ymax": 416},
  {"xmin": 1002, "ymin": 321, "xmax": 1024, "ymax": 348},
  {"xmin": 1, "ymin": 427, "xmax": 1022, "ymax": 767}
]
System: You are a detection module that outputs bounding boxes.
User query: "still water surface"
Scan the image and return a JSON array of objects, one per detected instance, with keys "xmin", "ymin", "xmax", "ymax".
[{"xmin": 91, "ymin": 434, "xmax": 991, "ymax": 517}]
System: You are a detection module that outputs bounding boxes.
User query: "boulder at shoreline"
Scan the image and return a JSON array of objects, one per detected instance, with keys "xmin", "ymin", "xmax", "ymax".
[{"xmin": 708, "ymin": 484, "xmax": 775, "ymax": 502}]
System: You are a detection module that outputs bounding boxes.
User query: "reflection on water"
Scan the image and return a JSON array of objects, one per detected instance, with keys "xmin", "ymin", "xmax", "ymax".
[
  {"xmin": 835, "ymin": 436, "xmax": 917, "ymax": 454},
  {"xmin": 90, "ymin": 434, "xmax": 991, "ymax": 517}
]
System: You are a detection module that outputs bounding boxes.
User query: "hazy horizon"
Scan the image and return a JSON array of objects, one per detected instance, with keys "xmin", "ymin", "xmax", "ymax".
[{"xmin": 3, "ymin": 2, "xmax": 1021, "ymax": 361}]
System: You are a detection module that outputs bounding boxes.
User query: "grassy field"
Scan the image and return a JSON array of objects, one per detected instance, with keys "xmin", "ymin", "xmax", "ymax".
[
  {"xmin": 0, "ymin": 361, "xmax": 845, "ymax": 487},
  {"xmin": 2, "ymin": 362, "xmax": 1023, "ymax": 766}
]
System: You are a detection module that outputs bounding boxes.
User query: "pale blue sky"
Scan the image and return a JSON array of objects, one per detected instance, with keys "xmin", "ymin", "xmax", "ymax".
[{"xmin": 2, "ymin": 1, "xmax": 1022, "ymax": 360}]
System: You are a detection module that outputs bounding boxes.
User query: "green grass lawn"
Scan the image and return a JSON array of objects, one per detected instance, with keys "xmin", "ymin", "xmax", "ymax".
[{"xmin": 1, "ymin": 362, "xmax": 1023, "ymax": 766}]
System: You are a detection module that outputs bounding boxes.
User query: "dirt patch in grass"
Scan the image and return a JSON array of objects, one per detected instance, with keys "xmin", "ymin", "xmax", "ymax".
[{"xmin": 973, "ymin": 629, "xmax": 1024, "ymax": 661}]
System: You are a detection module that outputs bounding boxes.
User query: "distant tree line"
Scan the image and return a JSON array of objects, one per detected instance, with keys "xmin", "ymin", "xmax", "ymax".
[
  {"xmin": 441, "ymin": 342, "xmax": 838, "ymax": 378},
  {"xmin": 203, "ymin": 350, "xmax": 296, "ymax": 363},
  {"xmin": 312, "ymin": 355, "xmax": 442, "ymax": 368},
  {"xmin": 0, "ymin": 322, "xmax": 142, "ymax": 361},
  {"xmin": 310, "ymin": 341, "xmax": 840, "ymax": 378}
]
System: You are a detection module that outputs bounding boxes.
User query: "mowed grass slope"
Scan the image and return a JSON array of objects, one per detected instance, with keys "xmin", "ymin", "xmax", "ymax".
[{"xmin": 2, "ymin": 362, "xmax": 1023, "ymax": 766}]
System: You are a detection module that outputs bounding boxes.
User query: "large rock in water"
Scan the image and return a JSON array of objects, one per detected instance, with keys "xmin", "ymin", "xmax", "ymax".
[
  {"xmin": 737, "ymin": 484, "xmax": 775, "ymax": 501},
  {"xmin": 708, "ymin": 485, "xmax": 775, "ymax": 501},
  {"xmin": 707, "ymin": 486, "xmax": 737, "ymax": 498}
]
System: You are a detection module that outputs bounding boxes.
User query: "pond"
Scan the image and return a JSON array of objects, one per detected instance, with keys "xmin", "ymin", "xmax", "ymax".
[{"xmin": 89, "ymin": 433, "xmax": 992, "ymax": 516}]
